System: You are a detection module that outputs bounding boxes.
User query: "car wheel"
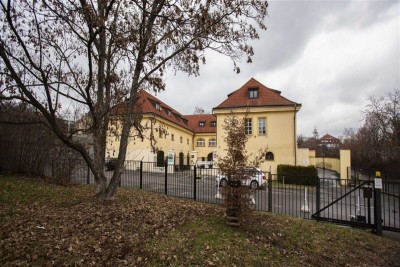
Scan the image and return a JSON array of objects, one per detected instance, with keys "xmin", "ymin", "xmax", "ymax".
[
  {"xmin": 250, "ymin": 180, "xmax": 258, "ymax": 190},
  {"xmin": 220, "ymin": 179, "xmax": 228, "ymax": 187}
]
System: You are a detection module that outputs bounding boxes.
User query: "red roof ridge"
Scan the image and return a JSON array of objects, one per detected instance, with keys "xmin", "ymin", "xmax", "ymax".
[
  {"xmin": 214, "ymin": 78, "xmax": 300, "ymax": 110},
  {"xmin": 183, "ymin": 114, "xmax": 217, "ymax": 134},
  {"xmin": 112, "ymin": 90, "xmax": 193, "ymax": 132}
]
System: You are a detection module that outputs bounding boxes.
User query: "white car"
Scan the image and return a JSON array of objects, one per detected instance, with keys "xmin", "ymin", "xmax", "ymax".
[{"xmin": 215, "ymin": 167, "xmax": 267, "ymax": 190}]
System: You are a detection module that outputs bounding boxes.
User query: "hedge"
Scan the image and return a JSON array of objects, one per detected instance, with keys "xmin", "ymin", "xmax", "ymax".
[{"xmin": 277, "ymin": 164, "xmax": 318, "ymax": 186}]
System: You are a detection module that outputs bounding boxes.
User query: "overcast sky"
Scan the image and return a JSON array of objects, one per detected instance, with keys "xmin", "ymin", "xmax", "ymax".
[{"xmin": 156, "ymin": 0, "xmax": 399, "ymax": 138}]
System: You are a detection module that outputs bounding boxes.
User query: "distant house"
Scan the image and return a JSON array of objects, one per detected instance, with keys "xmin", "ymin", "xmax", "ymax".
[
  {"xmin": 301, "ymin": 134, "xmax": 342, "ymax": 158},
  {"xmin": 319, "ymin": 134, "xmax": 341, "ymax": 148}
]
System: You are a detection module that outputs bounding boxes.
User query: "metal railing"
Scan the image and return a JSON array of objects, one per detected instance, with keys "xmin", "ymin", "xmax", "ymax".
[{"xmin": 55, "ymin": 159, "xmax": 400, "ymax": 233}]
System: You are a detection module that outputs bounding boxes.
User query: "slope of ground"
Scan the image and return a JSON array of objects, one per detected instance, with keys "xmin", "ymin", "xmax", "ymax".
[{"xmin": 0, "ymin": 176, "xmax": 399, "ymax": 266}]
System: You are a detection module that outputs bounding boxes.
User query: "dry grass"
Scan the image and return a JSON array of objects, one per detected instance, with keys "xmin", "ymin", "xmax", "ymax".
[{"xmin": 1, "ymin": 176, "xmax": 399, "ymax": 266}]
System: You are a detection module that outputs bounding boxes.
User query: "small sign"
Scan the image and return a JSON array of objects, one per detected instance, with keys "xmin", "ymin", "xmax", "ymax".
[
  {"xmin": 167, "ymin": 152, "xmax": 174, "ymax": 165},
  {"xmin": 374, "ymin": 178, "xmax": 383, "ymax": 190},
  {"xmin": 363, "ymin": 187, "xmax": 372, "ymax": 198}
]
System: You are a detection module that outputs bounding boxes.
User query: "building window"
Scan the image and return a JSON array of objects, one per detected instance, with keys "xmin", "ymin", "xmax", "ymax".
[
  {"xmin": 248, "ymin": 88, "xmax": 259, "ymax": 99},
  {"xmin": 199, "ymin": 121, "xmax": 205, "ymax": 127},
  {"xmin": 155, "ymin": 103, "xmax": 161, "ymax": 110},
  {"xmin": 245, "ymin": 118, "xmax": 252, "ymax": 135},
  {"xmin": 196, "ymin": 138, "xmax": 205, "ymax": 147},
  {"xmin": 187, "ymin": 138, "xmax": 189, "ymax": 145},
  {"xmin": 158, "ymin": 127, "xmax": 162, "ymax": 138},
  {"xmin": 211, "ymin": 121, "xmax": 216, "ymax": 127},
  {"xmin": 208, "ymin": 138, "xmax": 217, "ymax": 147},
  {"xmin": 171, "ymin": 134, "xmax": 174, "ymax": 141},
  {"xmin": 258, "ymin": 118, "xmax": 266, "ymax": 135},
  {"xmin": 180, "ymin": 136, "xmax": 183, "ymax": 143},
  {"xmin": 265, "ymin": 152, "xmax": 274, "ymax": 161}
]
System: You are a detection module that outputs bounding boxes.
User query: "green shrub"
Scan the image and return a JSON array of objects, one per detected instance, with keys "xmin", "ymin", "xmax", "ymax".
[{"xmin": 277, "ymin": 165, "xmax": 318, "ymax": 186}]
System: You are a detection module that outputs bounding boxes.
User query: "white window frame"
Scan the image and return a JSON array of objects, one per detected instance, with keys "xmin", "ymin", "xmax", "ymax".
[
  {"xmin": 249, "ymin": 88, "xmax": 259, "ymax": 99},
  {"xmin": 245, "ymin": 118, "xmax": 252, "ymax": 135},
  {"xmin": 196, "ymin": 138, "xmax": 205, "ymax": 147},
  {"xmin": 208, "ymin": 138, "xmax": 217, "ymax": 147},
  {"xmin": 258, "ymin": 118, "xmax": 266, "ymax": 135}
]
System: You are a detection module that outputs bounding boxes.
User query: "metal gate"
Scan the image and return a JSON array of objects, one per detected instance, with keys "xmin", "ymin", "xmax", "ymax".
[{"xmin": 312, "ymin": 178, "xmax": 400, "ymax": 233}]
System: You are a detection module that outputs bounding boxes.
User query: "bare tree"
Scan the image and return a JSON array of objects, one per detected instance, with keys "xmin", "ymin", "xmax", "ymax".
[
  {"xmin": 0, "ymin": 0, "xmax": 268, "ymax": 200},
  {"xmin": 312, "ymin": 127, "xmax": 319, "ymax": 140},
  {"xmin": 193, "ymin": 106, "xmax": 206, "ymax": 114},
  {"xmin": 218, "ymin": 112, "xmax": 266, "ymax": 225},
  {"xmin": 344, "ymin": 89, "xmax": 400, "ymax": 177}
]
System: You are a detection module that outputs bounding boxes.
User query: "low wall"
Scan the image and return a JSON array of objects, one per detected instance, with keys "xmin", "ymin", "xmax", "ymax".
[{"xmin": 297, "ymin": 148, "xmax": 351, "ymax": 185}]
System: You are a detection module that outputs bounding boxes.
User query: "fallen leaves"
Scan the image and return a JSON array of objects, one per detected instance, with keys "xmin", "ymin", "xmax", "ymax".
[
  {"xmin": 0, "ymin": 178, "xmax": 224, "ymax": 266},
  {"xmin": 1, "ymin": 177, "xmax": 399, "ymax": 266}
]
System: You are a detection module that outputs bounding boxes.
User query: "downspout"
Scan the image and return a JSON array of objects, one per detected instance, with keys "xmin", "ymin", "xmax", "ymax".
[{"xmin": 294, "ymin": 104, "xmax": 297, "ymax": 166}]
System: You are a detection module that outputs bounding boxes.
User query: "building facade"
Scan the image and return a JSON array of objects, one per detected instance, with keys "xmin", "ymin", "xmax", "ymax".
[{"xmin": 105, "ymin": 78, "xmax": 347, "ymax": 175}]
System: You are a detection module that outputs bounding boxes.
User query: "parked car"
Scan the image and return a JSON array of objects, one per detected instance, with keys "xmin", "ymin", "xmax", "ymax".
[
  {"xmin": 215, "ymin": 167, "xmax": 267, "ymax": 190},
  {"xmin": 105, "ymin": 158, "xmax": 117, "ymax": 171}
]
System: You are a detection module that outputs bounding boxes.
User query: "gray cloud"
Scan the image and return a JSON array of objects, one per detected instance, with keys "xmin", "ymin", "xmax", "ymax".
[{"xmin": 159, "ymin": 0, "xmax": 400, "ymax": 138}]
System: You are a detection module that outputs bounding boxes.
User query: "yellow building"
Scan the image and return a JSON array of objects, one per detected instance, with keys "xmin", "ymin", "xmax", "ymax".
[
  {"xmin": 106, "ymin": 78, "xmax": 349, "ymax": 175},
  {"xmin": 213, "ymin": 78, "xmax": 301, "ymax": 173},
  {"xmin": 107, "ymin": 90, "xmax": 194, "ymax": 169}
]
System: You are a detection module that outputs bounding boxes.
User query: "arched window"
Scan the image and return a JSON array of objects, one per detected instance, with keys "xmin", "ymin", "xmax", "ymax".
[
  {"xmin": 157, "ymin": 150, "xmax": 165, "ymax": 167},
  {"xmin": 196, "ymin": 138, "xmax": 205, "ymax": 147},
  {"xmin": 265, "ymin": 152, "xmax": 274, "ymax": 161}
]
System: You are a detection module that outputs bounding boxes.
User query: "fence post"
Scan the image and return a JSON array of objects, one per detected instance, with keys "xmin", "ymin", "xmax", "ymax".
[
  {"xmin": 315, "ymin": 177, "xmax": 321, "ymax": 220},
  {"xmin": 268, "ymin": 172, "xmax": 272, "ymax": 212},
  {"xmin": 374, "ymin": 186, "xmax": 383, "ymax": 236},
  {"xmin": 139, "ymin": 161, "xmax": 143, "ymax": 189},
  {"xmin": 193, "ymin": 165, "xmax": 197, "ymax": 201},
  {"xmin": 164, "ymin": 162, "xmax": 168, "ymax": 195},
  {"xmin": 367, "ymin": 180, "xmax": 372, "ymax": 225}
]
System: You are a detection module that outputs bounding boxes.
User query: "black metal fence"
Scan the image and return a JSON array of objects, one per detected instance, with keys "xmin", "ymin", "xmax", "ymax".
[{"xmin": 55, "ymin": 160, "xmax": 400, "ymax": 233}]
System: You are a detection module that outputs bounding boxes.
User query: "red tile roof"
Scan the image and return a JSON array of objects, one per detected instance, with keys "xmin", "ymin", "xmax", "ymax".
[
  {"xmin": 183, "ymin": 114, "xmax": 217, "ymax": 133},
  {"xmin": 214, "ymin": 78, "xmax": 300, "ymax": 110},
  {"xmin": 320, "ymin": 134, "xmax": 341, "ymax": 143},
  {"xmin": 111, "ymin": 90, "xmax": 192, "ymax": 132},
  {"xmin": 112, "ymin": 78, "xmax": 299, "ymax": 134}
]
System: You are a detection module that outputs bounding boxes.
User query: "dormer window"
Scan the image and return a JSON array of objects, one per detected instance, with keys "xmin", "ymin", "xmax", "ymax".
[
  {"xmin": 199, "ymin": 121, "xmax": 205, "ymax": 127},
  {"xmin": 248, "ymin": 88, "xmax": 259, "ymax": 99},
  {"xmin": 166, "ymin": 109, "xmax": 171, "ymax": 116},
  {"xmin": 210, "ymin": 121, "xmax": 216, "ymax": 127},
  {"xmin": 155, "ymin": 103, "xmax": 161, "ymax": 110}
]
